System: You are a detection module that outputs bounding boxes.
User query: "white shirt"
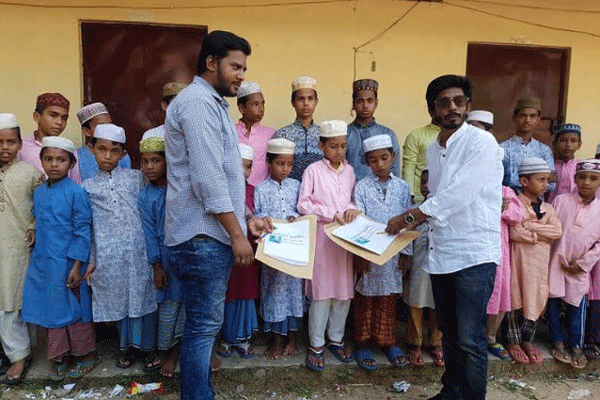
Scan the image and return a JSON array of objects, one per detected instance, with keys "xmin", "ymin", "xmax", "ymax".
[{"xmin": 419, "ymin": 122, "xmax": 503, "ymax": 274}]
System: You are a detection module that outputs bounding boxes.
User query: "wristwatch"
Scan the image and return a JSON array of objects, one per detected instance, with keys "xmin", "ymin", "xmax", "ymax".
[
  {"xmin": 403, "ymin": 212, "xmax": 415, "ymax": 225},
  {"xmin": 245, "ymin": 213, "xmax": 255, "ymax": 221}
]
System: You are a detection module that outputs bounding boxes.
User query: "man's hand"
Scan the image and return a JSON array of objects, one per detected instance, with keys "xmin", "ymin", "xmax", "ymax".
[
  {"xmin": 231, "ymin": 235, "xmax": 254, "ymax": 266},
  {"xmin": 386, "ymin": 209, "xmax": 427, "ymax": 235},
  {"xmin": 26, "ymin": 229, "xmax": 35, "ymax": 247},
  {"xmin": 66, "ymin": 264, "xmax": 82, "ymax": 289},
  {"xmin": 344, "ymin": 209, "xmax": 360, "ymax": 224},
  {"xmin": 83, "ymin": 264, "xmax": 96, "ymax": 286},
  {"xmin": 153, "ymin": 263, "xmax": 169, "ymax": 289},
  {"xmin": 248, "ymin": 215, "xmax": 273, "ymax": 238}
]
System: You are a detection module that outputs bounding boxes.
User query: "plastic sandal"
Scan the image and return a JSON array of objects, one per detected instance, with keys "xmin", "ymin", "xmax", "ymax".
[
  {"xmin": 234, "ymin": 341, "xmax": 255, "ymax": 359},
  {"xmin": 305, "ymin": 347, "xmax": 325, "ymax": 372},
  {"xmin": 549, "ymin": 343, "xmax": 571, "ymax": 365},
  {"xmin": 68, "ymin": 358, "xmax": 101, "ymax": 379},
  {"xmin": 216, "ymin": 342, "xmax": 234, "ymax": 358},
  {"xmin": 49, "ymin": 361, "xmax": 69, "ymax": 381},
  {"xmin": 142, "ymin": 354, "xmax": 162, "ymax": 373},
  {"xmin": 115, "ymin": 351, "xmax": 136, "ymax": 369},
  {"xmin": 384, "ymin": 346, "xmax": 409, "ymax": 368},
  {"xmin": 488, "ymin": 343, "xmax": 510, "ymax": 360},
  {"xmin": 429, "ymin": 346, "xmax": 445, "ymax": 367},
  {"xmin": 407, "ymin": 348, "xmax": 425, "ymax": 367},
  {"xmin": 583, "ymin": 343, "xmax": 600, "ymax": 359},
  {"xmin": 326, "ymin": 342, "xmax": 354, "ymax": 363},
  {"xmin": 3, "ymin": 358, "xmax": 31, "ymax": 386},
  {"xmin": 354, "ymin": 348, "xmax": 377, "ymax": 371},
  {"xmin": 506, "ymin": 343, "xmax": 530, "ymax": 364},
  {"xmin": 571, "ymin": 348, "xmax": 587, "ymax": 369},
  {"xmin": 521, "ymin": 343, "xmax": 543, "ymax": 364}
]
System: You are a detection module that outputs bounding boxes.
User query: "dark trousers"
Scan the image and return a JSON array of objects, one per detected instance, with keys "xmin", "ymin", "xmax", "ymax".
[
  {"xmin": 585, "ymin": 299, "xmax": 600, "ymax": 344},
  {"xmin": 547, "ymin": 297, "xmax": 587, "ymax": 349},
  {"xmin": 430, "ymin": 263, "xmax": 496, "ymax": 400}
]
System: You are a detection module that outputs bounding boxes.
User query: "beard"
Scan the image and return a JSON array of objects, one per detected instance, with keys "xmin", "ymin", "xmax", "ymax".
[
  {"xmin": 434, "ymin": 112, "xmax": 467, "ymax": 130},
  {"xmin": 214, "ymin": 68, "xmax": 238, "ymax": 98}
]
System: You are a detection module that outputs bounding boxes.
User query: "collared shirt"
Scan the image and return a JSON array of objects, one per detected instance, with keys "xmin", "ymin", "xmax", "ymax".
[
  {"xmin": 402, "ymin": 123, "xmax": 440, "ymax": 202},
  {"xmin": 419, "ymin": 123, "xmax": 503, "ymax": 275},
  {"xmin": 346, "ymin": 119, "xmax": 400, "ymax": 181},
  {"xmin": 165, "ymin": 76, "xmax": 246, "ymax": 247},
  {"xmin": 547, "ymin": 158, "xmax": 579, "ymax": 203},
  {"xmin": 77, "ymin": 145, "xmax": 131, "ymax": 182},
  {"xmin": 274, "ymin": 120, "xmax": 321, "ymax": 181},
  {"xmin": 500, "ymin": 135, "xmax": 555, "ymax": 193},
  {"xmin": 254, "ymin": 177, "xmax": 301, "ymax": 220},
  {"xmin": 18, "ymin": 133, "xmax": 82, "ymax": 184},
  {"xmin": 236, "ymin": 120, "xmax": 276, "ymax": 186}
]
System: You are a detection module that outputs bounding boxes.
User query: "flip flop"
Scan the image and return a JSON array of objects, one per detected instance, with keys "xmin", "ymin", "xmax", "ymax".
[
  {"xmin": 216, "ymin": 342, "xmax": 234, "ymax": 358},
  {"xmin": 429, "ymin": 346, "xmax": 445, "ymax": 367},
  {"xmin": 68, "ymin": 358, "xmax": 101, "ymax": 379},
  {"xmin": 116, "ymin": 351, "xmax": 136, "ymax": 369},
  {"xmin": 49, "ymin": 361, "xmax": 70, "ymax": 381},
  {"xmin": 384, "ymin": 346, "xmax": 409, "ymax": 368},
  {"xmin": 571, "ymin": 348, "xmax": 587, "ymax": 369},
  {"xmin": 583, "ymin": 344, "xmax": 600, "ymax": 359},
  {"xmin": 488, "ymin": 343, "xmax": 511, "ymax": 360},
  {"xmin": 354, "ymin": 348, "xmax": 377, "ymax": 371},
  {"xmin": 407, "ymin": 348, "xmax": 425, "ymax": 367},
  {"xmin": 234, "ymin": 341, "xmax": 255, "ymax": 359},
  {"xmin": 305, "ymin": 347, "xmax": 325, "ymax": 372},
  {"xmin": 521, "ymin": 343, "xmax": 543, "ymax": 364},
  {"xmin": 549, "ymin": 343, "xmax": 571, "ymax": 364},
  {"xmin": 506, "ymin": 343, "xmax": 529, "ymax": 364},
  {"xmin": 142, "ymin": 354, "xmax": 162, "ymax": 373},
  {"xmin": 3, "ymin": 358, "xmax": 31, "ymax": 386},
  {"xmin": 326, "ymin": 342, "xmax": 354, "ymax": 363}
]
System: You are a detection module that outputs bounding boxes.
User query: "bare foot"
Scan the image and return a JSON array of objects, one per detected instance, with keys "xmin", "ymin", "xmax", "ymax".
[
  {"xmin": 6, "ymin": 358, "xmax": 26, "ymax": 381},
  {"xmin": 160, "ymin": 348, "xmax": 178, "ymax": 378},
  {"xmin": 210, "ymin": 354, "xmax": 221, "ymax": 373},
  {"xmin": 264, "ymin": 333, "xmax": 284, "ymax": 360},
  {"xmin": 283, "ymin": 334, "xmax": 299, "ymax": 356}
]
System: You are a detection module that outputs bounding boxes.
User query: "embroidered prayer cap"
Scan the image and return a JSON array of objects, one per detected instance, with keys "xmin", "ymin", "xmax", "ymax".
[
  {"xmin": 353, "ymin": 79, "xmax": 378, "ymax": 93},
  {"xmin": 76, "ymin": 102, "xmax": 109, "ymax": 125},
  {"xmin": 36, "ymin": 92, "xmax": 70, "ymax": 111},
  {"xmin": 518, "ymin": 157, "xmax": 551, "ymax": 176},
  {"xmin": 320, "ymin": 120, "xmax": 347, "ymax": 138},
  {"xmin": 0, "ymin": 113, "xmax": 19, "ymax": 130},
  {"xmin": 576, "ymin": 159, "xmax": 600, "ymax": 175},
  {"xmin": 139, "ymin": 137, "xmax": 165, "ymax": 153},
  {"xmin": 467, "ymin": 110, "xmax": 494, "ymax": 125},
  {"xmin": 291, "ymin": 76, "xmax": 317, "ymax": 92},
  {"xmin": 93, "ymin": 123, "xmax": 126, "ymax": 144},
  {"xmin": 267, "ymin": 138, "xmax": 295, "ymax": 155},
  {"xmin": 552, "ymin": 123, "xmax": 581, "ymax": 138},
  {"xmin": 237, "ymin": 82, "xmax": 261, "ymax": 99},
  {"xmin": 239, "ymin": 143, "xmax": 254, "ymax": 160},
  {"xmin": 141, "ymin": 126, "xmax": 165, "ymax": 141},
  {"xmin": 515, "ymin": 97, "xmax": 541, "ymax": 112},
  {"xmin": 163, "ymin": 82, "xmax": 188, "ymax": 98},
  {"xmin": 363, "ymin": 134, "xmax": 392, "ymax": 153},
  {"xmin": 41, "ymin": 136, "xmax": 76, "ymax": 155}
]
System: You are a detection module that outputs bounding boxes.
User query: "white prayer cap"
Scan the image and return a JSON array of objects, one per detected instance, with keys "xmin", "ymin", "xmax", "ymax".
[
  {"xmin": 0, "ymin": 113, "xmax": 19, "ymax": 130},
  {"xmin": 267, "ymin": 138, "xmax": 295, "ymax": 155},
  {"xmin": 363, "ymin": 134, "xmax": 393, "ymax": 153},
  {"xmin": 239, "ymin": 143, "xmax": 254, "ymax": 160},
  {"xmin": 596, "ymin": 142, "xmax": 600, "ymax": 156},
  {"xmin": 576, "ymin": 159, "xmax": 600, "ymax": 175},
  {"xmin": 291, "ymin": 76, "xmax": 317, "ymax": 92},
  {"xmin": 77, "ymin": 103, "xmax": 109, "ymax": 125},
  {"xmin": 237, "ymin": 82, "xmax": 261, "ymax": 99},
  {"xmin": 94, "ymin": 123, "xmax": 126, "ymax": 144},
  {"xmin": 141, "ymin": 125, "xmax": 165, "ymax": 140},
  {"xmin": 319, "ymin": 120, "xmax": 347, "ymax": 138},
  {"xmin": 518, "ymin": 157, "xmax": 550, "ymax": 176},
  {"xmin": 41, "ymin": 136, "xmax": 76, "ymax": 155},
  {"xmin": 467, "ymin": 110, "xmax": 494, "ymax": 125}
]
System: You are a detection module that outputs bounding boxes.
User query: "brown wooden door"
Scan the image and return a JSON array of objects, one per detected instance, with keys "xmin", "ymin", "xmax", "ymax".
[
  {"xmin": 466, "ymin": 42, "xmax": 570, "ymax": 146},
  {"xmin": 80, "ymin": 21, "xmax": 207, "ymax": 166}
]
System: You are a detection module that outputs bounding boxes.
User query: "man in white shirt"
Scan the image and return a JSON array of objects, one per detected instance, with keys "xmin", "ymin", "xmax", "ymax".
[{"xmin": 386, "ymin": 75, "xmax": 503, "ymax": 400}]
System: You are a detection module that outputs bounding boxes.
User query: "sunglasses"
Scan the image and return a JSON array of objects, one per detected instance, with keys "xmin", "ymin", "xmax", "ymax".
[{"xmin": 434, "ymin": 95, "xmax": 470, "ymax": 109}]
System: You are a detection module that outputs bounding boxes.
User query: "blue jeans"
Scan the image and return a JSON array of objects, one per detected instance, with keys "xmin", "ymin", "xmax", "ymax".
[
  {"xmin": 170, "ymin": 236, "xmax": 234, "ymax": 400},
  {"xmin": 547, "ymin": 296, "xmax": 587, "ymax": 349},
  {"xmin": 430, "ymin": 263, "xmax": 496, "ymax": 400}
]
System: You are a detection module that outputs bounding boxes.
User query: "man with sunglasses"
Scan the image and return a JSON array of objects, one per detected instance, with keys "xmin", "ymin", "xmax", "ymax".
[{"xmin": 386, "ymin": 75, "xmax": 503, "ymax": 400}]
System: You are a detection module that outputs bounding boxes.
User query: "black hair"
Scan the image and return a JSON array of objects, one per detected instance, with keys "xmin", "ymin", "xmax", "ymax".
[
  {"xmin": 196, "ymin": 30, "xmax": 251, "ymax": 75},
  {"xmin": 291, "ymin": 89, "xmax": 318, "ymax": 102},
  {"xmin": 34, "ymin": 105, "xmax": 46, "ymax": 114},
  {"xmin": 266, "ymin": 152, "xmax": 279, "ymax": 163},
  {"xmin": 81, "ymin": 120, "xmax": 91, "ymax": 129},
  {"xmin": 519, "ymin": 173, "xmax": 534, "ymax": 179},
  {"xmin": 352, "ymin": 89, "xmax": 378, "ymax": 102},
  {"xmin": 513, "ymin": 108, "xmax": 541, "ymax": 118},
  {"xmin": 0, "ymin": 127, "xmax": 22, "ymax": 143},
  {"xmin": 426, "ymin": 75, "xmax": 473, "ymax": 111},
  {"xmin": 39, "ymin": 147, "xmax": 77, "ymax": 164},
  {"xmin": 365, "ymin": 147, "xmax": 393, "ymax": 158},
  {"xmin": 553, "ymin": 130, "xmax": 581, "ymax": 142},
  {"xmin": 141, "ymin": 151, "xmax": 166, "ymax": 159},
  {"xmin": 421, "ymin": 169, "xmax": 429, "ymax": 176},
  {"xmin": 90, "ymin": 137, "xmax": 125, "ymax": 150},
  {"xmin": 162, "ymin": 95, "xmax": 176, "ymax": 106}
]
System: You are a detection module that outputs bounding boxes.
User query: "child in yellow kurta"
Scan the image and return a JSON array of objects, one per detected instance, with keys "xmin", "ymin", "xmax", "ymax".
[{"xmin": 506, "ymin": 158, "xmax": 562, "ymax": 365}]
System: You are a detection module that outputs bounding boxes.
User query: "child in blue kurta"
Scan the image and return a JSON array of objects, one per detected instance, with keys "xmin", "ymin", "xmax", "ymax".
[
  {"xmin": 82, "ymin": 124, "xmax": 157, "ymax": 369},
  {"xmin": 22, "ymin": 137, "xmax": 98, "ymax": 381},
  {"xmin": 137, "ymin": 137, "xmax": 184, "ymax": 378},
  {"xmin": 352, "ymin": 134, "xmax": 412, "ymax": 371},
  {"xmin": 254, "ymin": 138, "xmax": 303, "ymax": 360}
]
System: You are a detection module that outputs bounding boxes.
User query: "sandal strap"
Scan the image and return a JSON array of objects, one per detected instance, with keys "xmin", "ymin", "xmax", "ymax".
[{"xmin": 236, "ymin": 341, "xmax": 251, "ymax": 351}]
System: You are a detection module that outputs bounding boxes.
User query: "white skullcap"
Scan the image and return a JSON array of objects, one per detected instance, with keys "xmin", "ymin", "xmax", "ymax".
[
  {"xmin": 291, "ymin": 76, "xmax": 317, "ymax": 92},
  {"xmin": 41, "ymin": 136, "xmax": 76, "ymax": 155},
  {"xmin": 239, "ymin": 143, "xmax": 254, "ymax": 160},
  {"xmin": 237, "ymin": 82, "xmax": 261, "ymax": 99},
  {"xmin": 320, "ymin": 120, "xmax": 347, "ymax": 138},
  {"xmin": 0, "ymin": 113, "xmax": 19, "ymax": 130},
  {"xmin": 596, "ymin": 143, "xmax": 600, "ymax": 156},
  {"xmin": 363, "ymin": 134, "xmax": 393, "ymax": 153},
  {"xmin": 141, "ymin": 125, "xmax": 165, "ymax": 140},
  {"xmin": 267, "ymin": 138, "xmax": 295, "ymax": 155},
  {"xmin": 576, "ymin": 159, "xmax": 600, "ymax": 175},
  {"xmin": 518, "ymin": 157, "xmax": 551, "ymax": 176},
  {"xmin": 467, "ymin": 110, "xmax": 494, "ymax": 125},
  {"xmin": 77, "ymin": 103, "xmax": 109, "ymax": 125},
  {"xmin": 94, "ymin": 123, "xmax": 126, "ymax": 144}
]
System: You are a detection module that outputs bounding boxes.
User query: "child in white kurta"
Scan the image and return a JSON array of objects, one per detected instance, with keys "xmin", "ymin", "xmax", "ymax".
[{"xmin": 297, "ymin": 120, "xmax": 358, "ymax": 371}]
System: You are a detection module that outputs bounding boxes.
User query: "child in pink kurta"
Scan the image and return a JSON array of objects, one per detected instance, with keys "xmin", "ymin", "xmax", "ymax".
[
  {"xmin": 548, "ymin": 160, "xmax": 600, "ymax": 369},
  {"xmin": 547, "ymin": 124, "xmax": 581, "ymax": 203},
  {"xmin": 486, "ymin": 186, "xmax": 522, "ymax": 360},
  {"xmin": 297, "ymin": 120, "xmax": 358, "ymax": 372},
  {"xmin": 506, "ymin": 158, "xmax": 562, "ymax": 365}
]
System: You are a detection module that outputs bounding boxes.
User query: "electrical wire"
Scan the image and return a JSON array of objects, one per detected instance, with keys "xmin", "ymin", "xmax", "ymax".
[{"xmin": 452, "ymin": 0, "xmax": 600, "ymax": 14}]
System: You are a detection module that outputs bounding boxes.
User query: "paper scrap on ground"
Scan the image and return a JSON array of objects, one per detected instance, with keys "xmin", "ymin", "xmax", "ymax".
[
  {"xmin": 263, "ymin": 220, "xmax": 310, "ymax": 266},
  {"xmin": 331, "ymin": 216, "xmax": 396, "ymax": 255}
]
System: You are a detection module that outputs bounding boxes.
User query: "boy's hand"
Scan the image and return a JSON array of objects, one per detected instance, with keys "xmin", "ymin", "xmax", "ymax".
[
  {"xmin": 333, "ymin": 212, "xmax": 345, "ymax": 225},
  {"xmin": 286, "ymin": 216, "xmax": 297, "ymax": 222},
  {"xmin": 67, "ymin": 267, "xmax": 82, "ymax": 288},
  {"xmin": 344, "ymin": 209, "xmax": 360, "ymax": 224},
  {"xmin": 26, "ymin": 229, "xmax": 35, "ymax": 247},
  {"xmin": 153, "ymin": 263, "xmax": 168, "ymax": 289},
  {"xmin": 399, "ymin": 254, "xmax": 412, "ymax": 276},
  {"xmin": 83, "ymin": 264, "xmax": 96, "ymax": 285},
  {"xmin": 563, "ymin": 262, "xmax": 584, "ymax": 275},
  {"xmin": 354, "ymin": 255, "xmax": 370, "ymax": 275},
  {"xmin": 501, "ymin": 197, "xmax": 510, "ymax": 212}
]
